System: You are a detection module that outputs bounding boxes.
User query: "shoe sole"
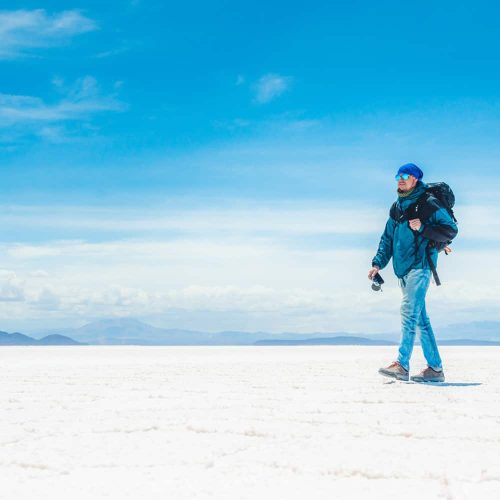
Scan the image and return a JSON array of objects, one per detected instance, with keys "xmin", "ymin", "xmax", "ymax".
[
  {"xmin": 410, "ymin": 376, "xmax": 445, "ymax": 383},
  {"xmin": 378, "ymin": 368, "xmax": 409, "ymax": 381}
]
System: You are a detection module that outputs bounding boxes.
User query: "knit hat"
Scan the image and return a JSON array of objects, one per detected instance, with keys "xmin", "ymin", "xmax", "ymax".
[{"xmin": 397, "ymin": 163, "xmax": 424, "ymax": 180}]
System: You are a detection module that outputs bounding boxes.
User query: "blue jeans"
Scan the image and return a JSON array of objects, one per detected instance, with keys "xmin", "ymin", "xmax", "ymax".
[{"xmin": 397, "ymin": 268, "xmax": 443, "ymax": 372}]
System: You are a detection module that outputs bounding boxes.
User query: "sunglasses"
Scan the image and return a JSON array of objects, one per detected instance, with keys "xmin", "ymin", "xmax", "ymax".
[{"xmin": 395, "ymin": 173, "xmax": 411, "ymax": 181}]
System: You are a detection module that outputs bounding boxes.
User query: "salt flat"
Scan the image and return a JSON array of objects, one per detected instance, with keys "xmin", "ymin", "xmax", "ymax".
[{"xmin": 1, "ymin": 346, "xmax": 499, "ymax": 500}]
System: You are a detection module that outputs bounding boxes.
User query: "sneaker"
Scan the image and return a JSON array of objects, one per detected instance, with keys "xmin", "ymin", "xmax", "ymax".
[
  {"xmin": 410, "ymin": 366, "xmax": 445, "ymax": 383},
  {"xmin": 378, "ymin": 361, "xmax": 409, "ymax": 381}
]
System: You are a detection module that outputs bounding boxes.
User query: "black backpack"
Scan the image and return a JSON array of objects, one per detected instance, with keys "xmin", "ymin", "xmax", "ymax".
[
  {"xmin": 425, "ymin": 182, "xmax": 457, "ymax": 224},
  {"xmin": 389, "ymin": 182, "xmax": 457, "ymax": 285},
  {"xmin": 390, "ymin": 182, "xmax": 457, "ymax": 251}
]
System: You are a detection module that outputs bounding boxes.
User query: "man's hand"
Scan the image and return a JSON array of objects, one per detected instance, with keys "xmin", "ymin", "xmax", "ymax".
[
  {"xmin": 409, "ymin": 218, "xmax": 422, "ymax": 231},
  {"xmin": 368, "ymin": 266, "xmax": 380, "ymax": 280}
]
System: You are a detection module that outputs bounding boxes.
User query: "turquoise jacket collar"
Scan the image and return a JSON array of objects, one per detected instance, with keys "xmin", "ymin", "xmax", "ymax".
[{"xmin": 397, "ymin": 180, "xmax": 428, "ymax": 208}]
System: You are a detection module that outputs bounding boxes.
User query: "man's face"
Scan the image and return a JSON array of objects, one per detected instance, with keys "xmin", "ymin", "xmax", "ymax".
[{"xmin": 396, "ymin": 173, "xmax": 417, "ymax": 191}]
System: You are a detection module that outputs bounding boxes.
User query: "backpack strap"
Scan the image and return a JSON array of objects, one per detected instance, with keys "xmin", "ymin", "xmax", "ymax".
[
  {"xmin": 426, "ymin": 243, "xmax": 441, "ymax": 286},
  {"xmin": 389, "ymin": 201, "xmax": 403, "ymax": 222},
  {"xmin": 389, "ymin": 193, "xmax": 440, "ymax": 223},
  {"xmin": 389, "ymin": 193, "xmax": 443, "ymax": 286},
  {"xmin": 407, "ymin": 193, "xmax": 441, "ymax": 222}
]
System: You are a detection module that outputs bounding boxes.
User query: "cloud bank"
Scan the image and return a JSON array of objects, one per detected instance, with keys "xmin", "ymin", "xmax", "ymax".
[
  {"xmin": 0, "ymin": 201, "xmax": 497, "ymax": 333},
  {"xmin": 0, "ymin": 9, "xmax": 97, "ymax": 58}
]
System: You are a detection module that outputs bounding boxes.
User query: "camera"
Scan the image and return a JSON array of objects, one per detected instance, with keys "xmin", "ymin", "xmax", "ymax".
[{"xmin": 371, "ymin": 272, "xmax": 384, "ymax": 292}]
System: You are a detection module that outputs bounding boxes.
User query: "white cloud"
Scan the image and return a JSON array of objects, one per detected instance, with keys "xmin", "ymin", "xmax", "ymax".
[
  {"xmin": 0, "ymin": 270, "xmax": 25, "ymax": 302},
  {"xmin": 254, "ymin": 74, "xmax": 292, "ymax": 104},
  {"xmin": 36, "ymin": 125, "xmax": 68, "ymax": 143},
  {"xmin": 29, "ymin": 270, "xmax": 50, "ymax": 278},
  {"xmin": 94, "ymin": 47, "xmax": 129, "ymax": 59},
  {"xmin": 0, "ymin": 76, "xmax": 125, "ymax": 142},
  {"xmin": 0, "ymin": 9, "xmax": 97, "ymax": 58},
  {"xmin": 0, "ymin": 76, "xmax": 124, "ymax": 126}
]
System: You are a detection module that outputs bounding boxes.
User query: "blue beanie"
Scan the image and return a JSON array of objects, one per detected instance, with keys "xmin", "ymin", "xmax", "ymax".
[{"xmin": 397, "ymin": 163, "xmax": 423, "ymax": 180}]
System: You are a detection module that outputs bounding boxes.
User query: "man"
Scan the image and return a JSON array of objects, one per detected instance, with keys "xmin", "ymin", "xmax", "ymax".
[{"xmin": 368, "ymin": 163, "xmax": 458, "ymax": 382}]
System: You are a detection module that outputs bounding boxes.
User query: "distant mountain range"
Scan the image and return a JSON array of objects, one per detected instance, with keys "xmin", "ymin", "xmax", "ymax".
[
  {"xmin": 32, "ymin": 318, "xmax": 357, "ymax": 345},
  {"xmin": 363, "ymin": 321, "xmax": 500, "ymax": 343},
  {"xmin": 0, "ymin": 331, "xmax": 85, "ymax": 346},
  {"xmin": 1, "ymin": 318, "xmax": 500, "ymax": 346},
  {"xmin": 255, "ymin": 336, "xmax": 396, "ymax": 346},
  {"xmin": 255, "ymin": 337, "xmax": 500, "ymax": 346}
]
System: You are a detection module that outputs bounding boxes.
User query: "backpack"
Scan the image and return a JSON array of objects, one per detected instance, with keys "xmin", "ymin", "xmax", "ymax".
[
  {"xmin": 425, "ymin": 182, "xmax": 457, "ymax": 224},
  {"xmin": 389, "ymin": 182, "xmax": 457, "ymax": 252},
  {"xmin": 389, "ymin": 182, "xmax": 458, "ymax": 285}
]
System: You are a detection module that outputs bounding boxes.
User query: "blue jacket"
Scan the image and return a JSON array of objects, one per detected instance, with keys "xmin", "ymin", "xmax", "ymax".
[{"xmin": 372, "ymin": 181, "xmax": 458, "ymax": 278}]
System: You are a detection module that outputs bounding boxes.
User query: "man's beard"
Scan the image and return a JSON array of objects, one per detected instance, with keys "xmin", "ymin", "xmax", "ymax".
[{"xmin": 397, "ymin": 185, "xmax": 416, "ymax": 197}]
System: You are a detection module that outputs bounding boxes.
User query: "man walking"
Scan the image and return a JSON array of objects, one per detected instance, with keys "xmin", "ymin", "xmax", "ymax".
[{"xmin": 368, "ymin": 163, "xmax": 458, "ymax": 382}]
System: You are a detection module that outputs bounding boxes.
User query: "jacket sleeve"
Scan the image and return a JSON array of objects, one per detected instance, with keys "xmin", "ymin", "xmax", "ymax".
[
  {"xmin": 421, "ymin": 207, "xmax": 458, "ymax": 243},
  {"xmin": 372, "ymin": 217, "xmax": 396, "ymax": 269}
]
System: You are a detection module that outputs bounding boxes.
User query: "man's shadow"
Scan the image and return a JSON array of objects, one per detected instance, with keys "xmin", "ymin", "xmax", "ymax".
[
  {"xmin": 385, "ymin": 380, "xmax": 482, "ymax": 386},
  {"xmin": 416, "ymin": 382, "xmax": 482, "ymax": 387}
]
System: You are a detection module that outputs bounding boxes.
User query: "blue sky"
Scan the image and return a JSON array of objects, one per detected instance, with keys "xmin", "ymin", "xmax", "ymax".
[{"xmin": 1, "ymin": 1, "xmax": 500, "ymax": 333}]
